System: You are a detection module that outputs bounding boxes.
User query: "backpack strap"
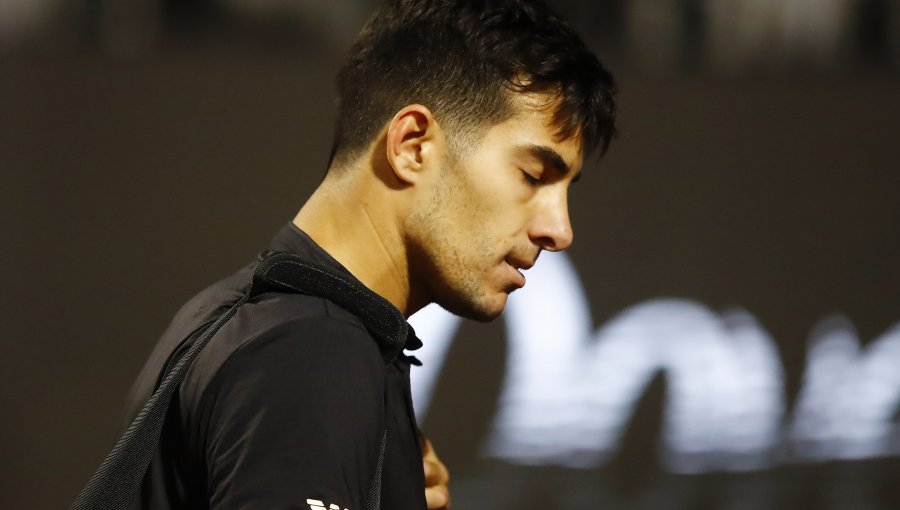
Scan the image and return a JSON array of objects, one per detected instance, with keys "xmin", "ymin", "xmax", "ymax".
[
  {"xmin": 71, "ymin": 252, "xmax": 403, "ymax": 510},
  {"xmin": 253, "ymin": 251, "xmax": 409, "ymax": 364}
]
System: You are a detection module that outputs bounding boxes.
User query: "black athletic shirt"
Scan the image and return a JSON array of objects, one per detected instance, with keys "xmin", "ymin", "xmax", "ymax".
[{"xmin": 121, "ymin": 223, "xmax": 428, "ymax": 510}]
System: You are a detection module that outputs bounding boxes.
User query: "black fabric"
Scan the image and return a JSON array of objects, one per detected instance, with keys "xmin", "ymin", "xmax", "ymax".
[
  {"xmin": 109, "ymin": 224, "xmax": 426, "ymax": 510},
  {"xmin": 71, "ymin": 293, "xmax": 249, "ymax": 510},
  {"xmin": 253, "ymin": 251, "xmax": 409, "ymax": 364}
]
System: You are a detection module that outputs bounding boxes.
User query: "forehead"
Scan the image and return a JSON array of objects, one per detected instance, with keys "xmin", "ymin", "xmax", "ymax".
[{"xmin": 482, "ymin": 92, "xmax": 584, "ymax": 172}]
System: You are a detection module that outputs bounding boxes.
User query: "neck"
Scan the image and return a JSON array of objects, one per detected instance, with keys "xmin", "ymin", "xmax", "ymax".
[{"xmin": 293, "ymin": 169, "xmax": 422, "ymax": 317}]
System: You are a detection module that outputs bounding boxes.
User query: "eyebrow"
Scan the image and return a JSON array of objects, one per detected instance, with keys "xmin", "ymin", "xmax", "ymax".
[{"xmin": 524, "ymin": 144, "xmax": 582, "ymax": 183}]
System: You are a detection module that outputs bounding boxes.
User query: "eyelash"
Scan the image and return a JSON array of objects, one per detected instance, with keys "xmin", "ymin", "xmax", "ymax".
[{"xmin": 521, "ymin": 171, "xmax": 541, "ymax": 187}]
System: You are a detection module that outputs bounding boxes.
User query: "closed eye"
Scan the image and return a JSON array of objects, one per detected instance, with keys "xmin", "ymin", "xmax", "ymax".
[{"xmin": 521, "ymin": 170, "xmax": 541, "ymax": 187}]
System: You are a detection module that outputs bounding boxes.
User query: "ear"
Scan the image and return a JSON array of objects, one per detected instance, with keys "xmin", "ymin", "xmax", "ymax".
[{"xmin": 385, "ymin": 104, "xmax": 444, "ymax": 185}]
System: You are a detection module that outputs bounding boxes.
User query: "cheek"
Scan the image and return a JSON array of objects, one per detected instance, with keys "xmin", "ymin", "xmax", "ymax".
[
  {"xmin": 469, "ymin": 193, "xmax": 529, "ymax": 244},
  {"xmin": 440, "ymin": 166, "xmax": 524, "ymax": 258},
  {"xmin": 456, "ymin": 198, "xmax": 505, "ymax": 248}
]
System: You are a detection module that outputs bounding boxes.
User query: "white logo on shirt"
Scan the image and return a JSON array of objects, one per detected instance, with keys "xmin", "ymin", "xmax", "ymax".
[{"xmin": 306, "ymin": 498, "xmax": 349, "ymax": 510}]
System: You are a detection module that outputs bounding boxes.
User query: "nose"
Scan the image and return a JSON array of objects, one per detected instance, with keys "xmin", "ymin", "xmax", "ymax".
[{"xmin": 528, "ymin": 190, "xmax": 574, "ymax": 252}]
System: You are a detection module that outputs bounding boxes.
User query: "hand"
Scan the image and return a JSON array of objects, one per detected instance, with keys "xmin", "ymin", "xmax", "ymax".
[{"xmin": 421, "ymin": 436, "xmax": 450, "ymax": 509}]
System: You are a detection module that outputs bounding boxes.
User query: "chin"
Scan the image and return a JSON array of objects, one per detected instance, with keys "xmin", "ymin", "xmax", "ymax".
[{"xmin": 440, "ymin": 291, "xmax": 508, "ymax": 322}]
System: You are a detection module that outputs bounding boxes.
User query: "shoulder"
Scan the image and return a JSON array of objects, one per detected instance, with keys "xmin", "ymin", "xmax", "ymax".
[
  {"xmin": 187, "ymin": 299, "xmax": 390, "ymax": 509},
  {"xmin": 219, "ymin": 302, "xmax": 385, "ymax": 384},
  {"xmin": 206, "ymin": 310, "xmax": 386, "ymax": 412},
  {"xmin": 182, "ymin": 291, "xmax": 386, "ymax": 409}
]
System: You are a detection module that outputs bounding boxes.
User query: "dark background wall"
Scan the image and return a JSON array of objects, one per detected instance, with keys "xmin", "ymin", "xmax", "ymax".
[{"xmin": 2, "ymin": 1, "xmax": 899, "ymax": 508}]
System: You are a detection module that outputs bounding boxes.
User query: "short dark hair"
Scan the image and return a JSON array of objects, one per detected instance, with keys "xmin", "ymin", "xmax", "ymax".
[{"xmin": 329, "ymin": 0, "xmax": 617, "ymax": 166}]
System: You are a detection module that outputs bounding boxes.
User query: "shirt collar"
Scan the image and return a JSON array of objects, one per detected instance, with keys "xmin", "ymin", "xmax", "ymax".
[{"xmin": 266, "ymin": 223, "xmax": 423, "ymax": 359}]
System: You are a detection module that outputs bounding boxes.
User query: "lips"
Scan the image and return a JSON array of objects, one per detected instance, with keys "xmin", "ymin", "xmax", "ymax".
[
  {"xmin": 505, "ymin": 253, "xmax": 536, "ymax": 272},
  {"xmin": 504, "ymin": 254, "xmax": 536, "ymax": 289},
  {"xmin": 504, "ymin": 261, "xmax": 526, "ymax": 288}
]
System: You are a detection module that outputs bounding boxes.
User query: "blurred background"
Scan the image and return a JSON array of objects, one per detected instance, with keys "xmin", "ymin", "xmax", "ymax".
[{"xmin": 2, "ymin": 1, "xmax": 899, "ymax": 508}]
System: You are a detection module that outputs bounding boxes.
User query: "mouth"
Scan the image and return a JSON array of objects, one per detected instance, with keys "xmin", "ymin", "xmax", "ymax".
[{"xmin": 504, "ymin": 255, "xmax": 534, "ymax": 289}]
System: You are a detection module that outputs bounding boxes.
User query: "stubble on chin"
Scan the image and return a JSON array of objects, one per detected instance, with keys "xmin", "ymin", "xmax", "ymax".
[
  {"xmin": 414, "ymin": 241, "xmax": 507, "ymax": 321},
  {"xmin": 444, "ymin": 259, "xmax": 515, "ymax": 321},
  {"xmin": 406, "ymin": 167, "xmax": 509, "ymax": 321},
  {"xmin": 443, "ymin": 291, "xmax": 506, "ymax": 322}
]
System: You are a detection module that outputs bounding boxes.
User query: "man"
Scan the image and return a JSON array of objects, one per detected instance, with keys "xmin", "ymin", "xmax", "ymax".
[{"xmin": 119, "ymin": 0, "xmax": 616, "ymax": 509}]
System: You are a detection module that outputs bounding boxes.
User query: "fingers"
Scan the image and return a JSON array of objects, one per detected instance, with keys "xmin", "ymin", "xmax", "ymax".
[
  {"xmin": 421, "ymin": 438, "xmax": 449, "ymax": 486},
  {"xmin": 425, "ymin": 485, "xmax": 450, "ymax": 509},
  {"xmin": 420, "ymin": 435, "xmax": 433, "ymax": 455},
  {"xmin": 421, "ymin": 436, "xmax": 450, "ymax": 509},
  {"xmin": 423, "ymin": 455, "xmax": 449, "ymax": 486}
]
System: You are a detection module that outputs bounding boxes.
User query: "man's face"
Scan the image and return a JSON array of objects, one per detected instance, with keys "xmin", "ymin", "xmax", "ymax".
[{"xmin": 407, "ymin": 93, "xmax": 584, "ymax": 321}]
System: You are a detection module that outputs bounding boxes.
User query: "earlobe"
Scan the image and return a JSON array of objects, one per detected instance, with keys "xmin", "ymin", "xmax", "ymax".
[{"xmin": 385, "ymin": 104, "xmax": 441, "ymax": 185}]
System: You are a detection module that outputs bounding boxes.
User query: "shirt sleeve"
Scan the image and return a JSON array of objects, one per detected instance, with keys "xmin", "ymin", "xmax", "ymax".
[{"xmin": 198, "ymin": 316, "xmax": 386, "ymax": 510}]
